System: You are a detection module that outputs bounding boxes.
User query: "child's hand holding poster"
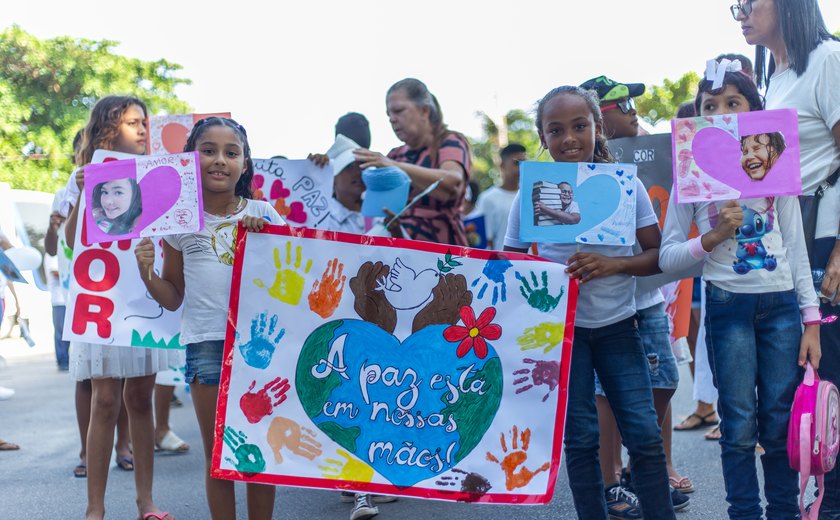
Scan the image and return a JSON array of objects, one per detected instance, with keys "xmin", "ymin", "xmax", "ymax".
[
  {"xmin": 672, "ymin": 108, "xmax": 801, "ymax": 203},
  {"xmin": 83, "ymin": 151, "xmax": 203, "ymax": 245},
  {"xmin": 213, "ymin": 225, "xmax": 577, "ymax": 504},
  {"xmin": 520, "ymin": 161, "xmax": 637, "ymax": 245}
]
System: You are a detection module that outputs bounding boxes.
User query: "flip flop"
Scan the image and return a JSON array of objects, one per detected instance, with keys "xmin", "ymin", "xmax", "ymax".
[
  {"xmin": 674, "ymin": 411, "xmax": 719, "ymax": 431},
  {"xmin": 669, "ymin": 475, "xmax": 695, "ymax": 494},
  {"xmin": 116, "ymin": 456, "xmax": 134, "ymax": 471},
  {"xmin": 139, "ymin": 511, "xmax": 173, "ymax": 520},
  {"xmin": 155, "ymin": 430, "xmax": 189, "ymax": 453},
  {"xmin": 0, "ymin": 440, "xmax": 20, "ymax": 451},
  {"xmin": 705, "ymin": 425, "xmax": 722, "ymax": 441},
  {"xmin": 74, "ymin": 463, "xmax": 87, "ymax": 478}
]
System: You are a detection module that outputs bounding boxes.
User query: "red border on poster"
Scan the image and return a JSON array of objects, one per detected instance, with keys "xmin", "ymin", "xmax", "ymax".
[{"xmin": 210, "ymin": 224, "xmax": 578, "ymax": 504}]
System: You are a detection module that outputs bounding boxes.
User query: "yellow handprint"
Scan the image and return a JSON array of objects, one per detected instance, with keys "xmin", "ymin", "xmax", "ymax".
[
  {"xmin": 517, "ymin": 321, "xmax": 565, "ymax": 353},
  {"xmin": 254, "ymin": 241, "xmax": 313, "ymax": 305},
  {"xmin": 318, "ymin": 449, "xmax": 374, "ymax": 482}
]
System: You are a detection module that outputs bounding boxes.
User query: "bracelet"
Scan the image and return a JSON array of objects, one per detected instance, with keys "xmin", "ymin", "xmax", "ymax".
[{"xmin": 804, "ymin": 320, "xmax": 821, "ymax": 326}]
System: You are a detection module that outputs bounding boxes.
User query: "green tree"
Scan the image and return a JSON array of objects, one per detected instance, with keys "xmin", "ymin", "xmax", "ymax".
[
  {"xmin": 636, "ymin": 72, "xmax": 701, "ymax": 127},
  {"xmin": 470, "ymin": 108, "xmax": 547, "ymax": 192},
  {"xmin": 0, "ymin": 25, "xmax": 191, "ymax": 193}
]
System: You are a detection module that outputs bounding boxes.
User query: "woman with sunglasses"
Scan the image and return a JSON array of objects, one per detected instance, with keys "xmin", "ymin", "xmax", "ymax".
[{"xmin": 732, "ymin": 0, "xmax": 840, "ymax": 516}]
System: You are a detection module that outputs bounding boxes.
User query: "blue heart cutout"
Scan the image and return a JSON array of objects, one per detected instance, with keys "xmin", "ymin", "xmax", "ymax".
[
  {"xmin": 616, "ymin": 169, "xmax": 624, "ymax": 176},
  {"xmin": 296, "ymin": 320, "xmax": 503, "ymax": 488}
]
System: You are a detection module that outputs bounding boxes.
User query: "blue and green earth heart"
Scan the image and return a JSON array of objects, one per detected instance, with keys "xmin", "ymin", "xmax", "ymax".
[{"xmin": 296, "ymin": 319, "xmax": 503, "ymax": 488}]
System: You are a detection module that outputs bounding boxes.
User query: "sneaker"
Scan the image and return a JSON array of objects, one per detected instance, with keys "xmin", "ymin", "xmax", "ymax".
[
  {"xmin": 605, "ymin": 484, "xmax": 642, "ymax": 520},
  {"xmin": 0, "ymin": 386, "xmax": 14, "ymax": 400},
  {"xmin": 671, "ymin": 486, "xmax": 690, "ymax": 512},
  {"xmin": 341, "ymin": 491, "xmax": 397, "ymax": 504},
  {"xmin": 350, "ymin": 494, "xmax": 379, "ymax": 520}
]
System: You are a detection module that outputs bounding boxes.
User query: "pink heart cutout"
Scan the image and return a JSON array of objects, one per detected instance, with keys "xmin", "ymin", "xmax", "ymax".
[
  {"xmin": 134, "ymin": 165, "xmax": 183, "ymax": 230},
  {"xmin": 161, "ymin": 123, "xmax": 190, "ymax": 154},
  {"xmin": 286, "ymin": 201, "xmax": 307, "ymax": 223},
  {"xmin": 690, "ymin": 110, "xmax": 800, "ymax": 197}
]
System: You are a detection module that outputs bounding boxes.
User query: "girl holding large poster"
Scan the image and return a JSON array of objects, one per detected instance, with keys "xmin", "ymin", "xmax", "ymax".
[
  {"xmin": 134, "ymin": 117, "xmax": 285, "ymax": 520},
  {"xmin": 660, "ymin": 62, "xmax": 821, "ymax": 518},
  {"xmin": 503, "ymin": 86, "xmax": 673, "ymax": 519},
  {"xmin": 64, "ymin": 96, "xmax": 177, "ymax": 520}
]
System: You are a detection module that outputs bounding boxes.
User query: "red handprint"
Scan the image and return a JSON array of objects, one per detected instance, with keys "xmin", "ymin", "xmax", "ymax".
[
  {"xmin": 486, "ymin": 426, "xmax": 550, "ymax": 491},
  {"xmin": 239, "ymin": 377, "xmax": 290, "ymax": 424}
]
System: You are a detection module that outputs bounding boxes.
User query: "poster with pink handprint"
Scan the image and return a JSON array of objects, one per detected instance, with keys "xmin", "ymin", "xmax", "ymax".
[
  {"xmin": 212, "ymin": 225, "xmax": 578, "ymax": 504},
  {"xmin": 251, "ymin": 159, "xmax": 332, "ymax": 228},
  {"xmin": 671, "ymin": 108, "xmax": 801, "ymax": 203}
]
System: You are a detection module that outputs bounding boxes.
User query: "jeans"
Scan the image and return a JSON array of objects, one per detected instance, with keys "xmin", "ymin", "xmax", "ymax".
[
  {"xmin": 704, "ymin": 283, "xmax": 801, "ymax": 520},
  {"xmin": 52, "ymin": 305, "xmax": 70, "ymax": 369},
  {"xmin": 810, "ymin": 238, "xmax": 840, "ymax": 518},
  {"xmin": 565, "ymin": 316, "xmax": 674, "ymax": 520}
]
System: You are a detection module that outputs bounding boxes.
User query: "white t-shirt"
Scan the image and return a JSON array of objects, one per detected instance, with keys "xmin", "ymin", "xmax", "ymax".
[
  {"xmin": 164, "ymin": 200, "xmax": 284, "ymax": 344},
  {"xmin": 659, "ymin": 192, "xmax": 818, "ymax": 319},
  {"xmin": 323, "ymin": 198, "xmax": 366, "ymax": 234},
  {"xmin": 505, "ymin": 176, "xmax": 658, "ymax": 328},
  {"xmin": 765, "ymin": 40, "xmax": 840, "ymax": 239},
  {"xmin": 51, "ymin": 189, "xmax": 72, "ymax": 301},
  {"xmin": 474, "ymin": 186, "xmax": 518, "ymax": 250},
  {"xmin": 59, "ymin": 170, "xmax": 81, "ymax": 218}
]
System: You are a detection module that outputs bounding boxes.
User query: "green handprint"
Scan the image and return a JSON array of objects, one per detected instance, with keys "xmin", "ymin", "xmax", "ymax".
[
  {"xmin": 223, "ymin": 426, "xmax": 266, "ymax": 474},
  {"xmin": 60, "ymin": 237, "xmax": 73, "ymax": 260},
  {"xmin": 254, "ymin": 241, "xmax": 313, "ymax": 305},
  {"xmin": 517, "ymin": 321, "xmax": 565, "ymax": 353},
  {"xmin": 516, "ymin": 270, "xmax": 564, "ymax": 313}
]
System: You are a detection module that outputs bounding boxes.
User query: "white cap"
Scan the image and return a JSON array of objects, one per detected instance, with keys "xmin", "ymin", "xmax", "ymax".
[{"xmin": 326, "ymin": 134, "xmax": 361, "ymax": 177}]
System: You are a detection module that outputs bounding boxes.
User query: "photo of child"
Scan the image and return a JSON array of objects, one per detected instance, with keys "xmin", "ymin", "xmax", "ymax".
[
  {"xmin": 739, "ymin": 132, "xmax": 786, "ymax": 181},
  {"xmin": 91, "ymin": 177, "xmax": 142, "ymax": 235},
  {"xmin": 532, "ymin": 181, "xmax": 582, "ymax": 226}
]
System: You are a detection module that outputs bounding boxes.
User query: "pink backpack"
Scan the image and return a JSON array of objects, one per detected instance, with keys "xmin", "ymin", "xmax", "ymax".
[{"xmin": 788, "ymin": 363, "xmax": 840, "ymax": 519}]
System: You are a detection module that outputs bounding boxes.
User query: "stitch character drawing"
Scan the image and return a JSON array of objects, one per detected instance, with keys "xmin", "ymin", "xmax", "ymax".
[{"xmin": 732, "ymin": 204, "xmax": 777, "ymax": 275}]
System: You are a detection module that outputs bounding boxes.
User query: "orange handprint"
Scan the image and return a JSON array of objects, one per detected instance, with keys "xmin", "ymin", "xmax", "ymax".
[
  {"xmin": 486, "ymin": 426, "xmax": 550, "ymax": 491},
  {"xmin": 308, "ymin": 259, "xmax": 346, "ymax": 318}
]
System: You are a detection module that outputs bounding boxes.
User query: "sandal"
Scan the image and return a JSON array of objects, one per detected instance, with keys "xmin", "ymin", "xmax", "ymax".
[
  {"xmin": 139, "ymin": 511, "xmax": 173, "ymax": 520},
  {"xmin": 74, "ymin": 463, "xmax": 87, "ymax": 478},
  {"xmin": 704, "ymin": 425, "xmax": 722, "ymax": 441},
  {"xmin": 156, "ymin": 430, "xmax": 189, "ymax": 453},
  {"xmin": 116, "ymin": 456, "xmax": 134, "ymax": 471},
  {"xmin": 669, "ymin": 475, "xmax": 695, "ymax": 494},
  {"xmin": 674, "ymin": 411, "xmax": 718, "ymax": 431},
  {"xmin": 0, "ymin": 439, "xmax": 20, "ymax": 451}
]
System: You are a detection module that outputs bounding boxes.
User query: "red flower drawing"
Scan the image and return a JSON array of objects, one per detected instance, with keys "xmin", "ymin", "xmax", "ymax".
[{"xmin": 443, "ymin": 306, "xmax": 502, "ymax": 359}]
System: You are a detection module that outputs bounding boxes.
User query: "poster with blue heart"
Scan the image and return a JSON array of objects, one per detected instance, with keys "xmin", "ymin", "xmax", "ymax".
[
  {"xmin": 82, "ymin": 151, "xmax": 203, "ymax": 245},
  {"xmin": 519, "ymin": 161, "xmax": 637, "ymax": 245},
  {"xmin": 672, "ymin": 108, "xmax": 802, "ymax": 203},
  {"xmin": 211, "ymin": 225, "xmax": 577, "ymax": 504}
]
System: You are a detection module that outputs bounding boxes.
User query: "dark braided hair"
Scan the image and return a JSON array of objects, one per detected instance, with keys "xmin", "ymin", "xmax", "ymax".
[
  {"xmin": 535, "ymin": 86, "xmax": 615, "ymax": 164},
  {"xmin": 184, "ymin": 117, "xmax": 254, "ymax": 199},
  {"xmin": 387, "ymin": 78, "xmax": 471, "ymax": 166}
]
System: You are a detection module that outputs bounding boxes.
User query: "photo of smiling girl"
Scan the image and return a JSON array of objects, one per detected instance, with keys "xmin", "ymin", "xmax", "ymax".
[
  {"xmin": 91, "ymin": 177, "xmax": 142, "ymax": 234},
  {"xmin": 739, "ymin": 132, "xmax": 786, "ymax": 181}
]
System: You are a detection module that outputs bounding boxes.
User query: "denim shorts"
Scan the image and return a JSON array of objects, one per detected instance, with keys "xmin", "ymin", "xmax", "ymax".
[
  {"xmin": 184, "ymin": 339, "xmax": 225, "ymax": 385},
  {"xmin": 595, "ymin": 303, "xmax": 679, "ymax": 395}
]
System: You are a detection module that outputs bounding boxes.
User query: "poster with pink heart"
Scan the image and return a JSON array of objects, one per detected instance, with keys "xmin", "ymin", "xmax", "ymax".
[
  {"xmin": 671, "ymin": 108, "xmax": 801, "ymax": 203},
  {"xmin": 252, "ymin": 159, "xmax": 332, "ymax": 228},
  {"xmin": 212, "ymin": 225, "xmax": 577, "ymax": 504},
  {"xmin": 148, "ymin": 112, "xmax": 231, "ymax": 155},
  {"xmin": 82, "ymin": 151, "xmax": 203, "ymax": 245}
]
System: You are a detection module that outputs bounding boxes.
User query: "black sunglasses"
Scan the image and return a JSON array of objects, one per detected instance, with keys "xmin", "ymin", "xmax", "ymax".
[
  {"xmin": 601, "ymin": 98, "xmax": 635, "ymax": 115},
  {"xmin": 730, "ymin": 0, "xmax": 753, "ymax": 20}
]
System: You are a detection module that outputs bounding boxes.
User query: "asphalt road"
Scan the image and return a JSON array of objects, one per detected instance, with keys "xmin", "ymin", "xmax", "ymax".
[{"xmin": 0, "ymin": 338, "xmax": 745, "ymax": 520}]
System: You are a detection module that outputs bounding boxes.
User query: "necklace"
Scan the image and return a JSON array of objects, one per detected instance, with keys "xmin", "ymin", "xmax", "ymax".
[{"xmin": 208, "ymin": 196, "xmax": 244, "ymax": 217}]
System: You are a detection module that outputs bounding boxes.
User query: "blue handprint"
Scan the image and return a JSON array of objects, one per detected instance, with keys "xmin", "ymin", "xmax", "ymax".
[
  {"xmin": 238, "ymin": 312, "xmax": 285, "ymax": 369},
  {"xmin": 471, "ymin": 258, "xmax": 513, "ymax": 305}
]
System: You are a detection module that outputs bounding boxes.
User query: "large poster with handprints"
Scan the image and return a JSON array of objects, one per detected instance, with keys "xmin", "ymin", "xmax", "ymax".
[
  {"xmin": 212, "ymin": 225, "xmax": 577, "ymax": 503},
  {"xmin": 62, "ymin": 209, "xmax": 183, "ymax": 349},
  {"xmin": 251, "ymin": 159, "xmax": 333, "ymax": 228}
]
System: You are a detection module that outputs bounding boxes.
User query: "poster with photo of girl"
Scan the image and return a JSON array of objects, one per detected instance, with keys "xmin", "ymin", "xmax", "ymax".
[
  {"xmin": 83, "ymin": 151, "xmax": 204, "ymax": 244},
  {"xmin": 671, "ymin": 108, "xmax": 801, "ymax": 203}
]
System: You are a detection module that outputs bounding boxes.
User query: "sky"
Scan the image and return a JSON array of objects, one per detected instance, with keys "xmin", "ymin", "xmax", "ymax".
[{"xmin": 3, "ymin": 1, "xmax": 840, "ymax": 159}]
